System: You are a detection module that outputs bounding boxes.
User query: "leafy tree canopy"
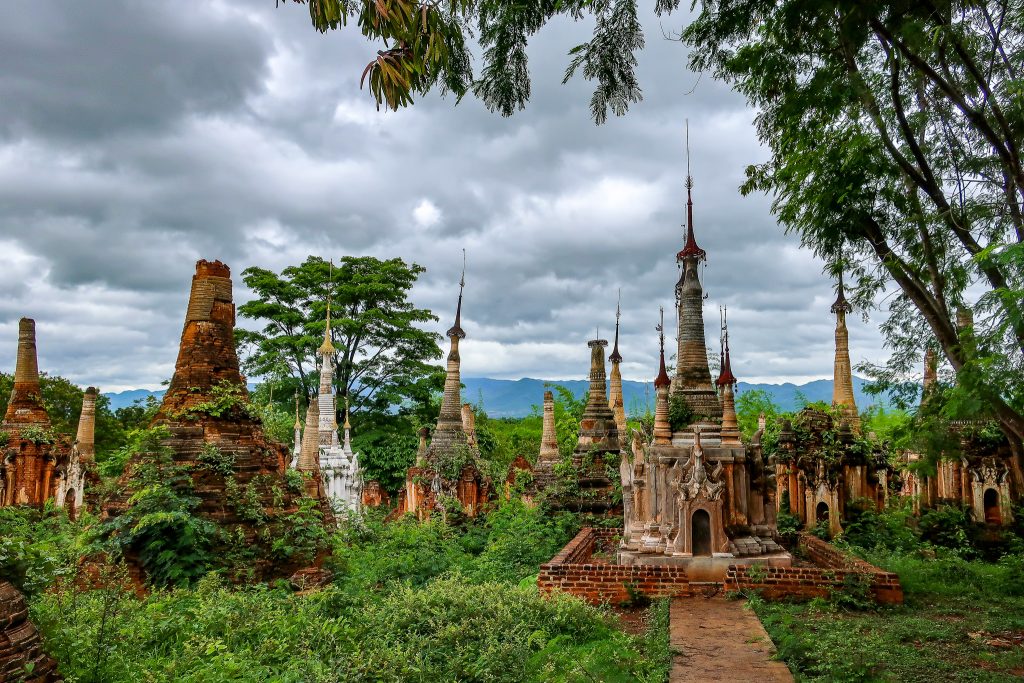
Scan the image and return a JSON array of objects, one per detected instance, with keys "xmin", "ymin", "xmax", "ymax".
[
  {"xmin": 237, "ymin": 255, "xmax": 445, "ymax": 418},
  {"xmin": 681, "ymin": 0, "xmax": 1024, "ymax": 486},
  {"xmin": 284, "ymin": 0, "xmax": 681, "ymax": 122}
]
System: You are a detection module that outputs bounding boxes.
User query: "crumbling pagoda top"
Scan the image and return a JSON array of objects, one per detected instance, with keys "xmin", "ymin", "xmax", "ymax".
[
  {"xmin": 3, "ymin": 318, "xmax": 51, "ymax": 428},
  {"xmin": 104, "ymin": 259, "xmax": 331, "ymax": 582}
]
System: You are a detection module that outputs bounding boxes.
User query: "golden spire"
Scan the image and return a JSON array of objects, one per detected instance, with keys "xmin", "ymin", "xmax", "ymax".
[
  {"xmin": 343, "ymin": 395, "xmax": 351, "ymax": 430},
  {"xmin": 318, "ymin": 259, "xmax": 336, "ymax": 355},
  {"xmin": 293, "ymin": 390, "xmax": 301, "ymax": 429}
]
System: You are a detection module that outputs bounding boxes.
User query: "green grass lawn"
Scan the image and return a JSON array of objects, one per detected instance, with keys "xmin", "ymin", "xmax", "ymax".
[{"xmin": 751, "ymin": 549, "xmax": 1024, "ymax": 682}]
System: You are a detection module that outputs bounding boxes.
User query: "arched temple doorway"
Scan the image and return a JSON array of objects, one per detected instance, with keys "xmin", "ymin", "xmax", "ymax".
[
  {"xmin": 63, "ymin": 489, "xmax": 76, "ymax": 521},
  {"xmin": 815, "ymin": 501, "xmax": 829, "ymax": 523},
  {"xmin": 692, "ymin": 509, "xmax": 711, "ymax": 556},
  {"xmin": 984, "ymin": 488, "xmax": 1001, "ymax": 525}
]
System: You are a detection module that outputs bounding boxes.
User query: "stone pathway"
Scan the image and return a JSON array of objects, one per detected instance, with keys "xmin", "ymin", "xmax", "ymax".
[{"xmin": 670, "ymin": 596, "xmax": 794, "ymax": 682}]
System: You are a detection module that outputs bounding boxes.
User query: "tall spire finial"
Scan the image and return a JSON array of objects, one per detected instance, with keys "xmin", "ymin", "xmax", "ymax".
[
  {"xmin": 678, "ymin": 120, "xmax": 706, "ymax": 263},
  {"xmin": 655, "ymin": 306, "xmax": 671, "ymax": 387},
  {"xmin": 831, "ymin": 268, "xmax": 852, "ymax": 314},
  {"xmin": 685, "ymin": 118, "xmax": 692, "ymax": 188},
  {"xmin": 716, "ymin": 305, "xmax": 737, "ymax": 386},
  {"xmin": 293, "ymin": 389, "xmax": 301, "ymax": 429},
  {"xmin": 610, "ymin": 288, "xmax": 623, "ymax": 363},
  {"xmin": 318, "ymin": 259, "xmax": 336, "ymax": 354},
  {"xmin": 447, "ymin": 249, "xmax": 467, "ymax": 339}
]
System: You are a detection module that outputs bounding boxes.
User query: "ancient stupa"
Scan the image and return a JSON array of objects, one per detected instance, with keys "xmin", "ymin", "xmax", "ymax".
[
  {"xmin": 831, "ymin": 272, "xmax": 861, "ymax": 433},
  {"xmin": 0, "ymin": 580, "xmax": 62, "ymax": 682},
  {"xmin": 103, "ymin": 259, "xmax": 331, "ymax": 581},
  {"xmin": 1, "ymin": 318, "xmax": 71, "ymax": 508}
]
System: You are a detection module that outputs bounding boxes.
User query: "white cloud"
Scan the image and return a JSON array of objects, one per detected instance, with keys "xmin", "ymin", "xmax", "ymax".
[{"xmin": 412, "ymin": 199, "xmax": 442, "ymax": 229}]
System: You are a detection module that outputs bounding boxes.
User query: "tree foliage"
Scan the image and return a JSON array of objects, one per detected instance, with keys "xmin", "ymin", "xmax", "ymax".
[
  {"xmin": 682, "ymin": 1, "xmax": 1024, "ymax": 486},
  {"xmin": 237, "ymin": 255, "xmax": 444, "ymax": 417},
  {"xmin": 284, "ymin": 0, "xmax": 673, "ymax": 122}
]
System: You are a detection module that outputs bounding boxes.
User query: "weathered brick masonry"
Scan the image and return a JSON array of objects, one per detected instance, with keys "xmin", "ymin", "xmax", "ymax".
[
  {"xmin": 724, "ymin": 533, "xmax": 903, "ymax": 604},
  {"xmin": 538, "ymin": 528, "xmax": 691, "ymax": 604}
]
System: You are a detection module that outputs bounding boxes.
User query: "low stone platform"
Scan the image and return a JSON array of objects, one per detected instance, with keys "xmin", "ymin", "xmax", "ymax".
[
  {"xmin": 538, "ymin": 528, "xmax": 690, "ymax": 604},
  {"xmin": 540, "ymin": 528, "xmax": 903, "ymax": 606},
  {"xmin": 619, "ymin": 549, "xmax": 793, "ymax": 583},
  {"xmin": 670, "ymin": 596, "xmax": 793, "ymax": 682}
]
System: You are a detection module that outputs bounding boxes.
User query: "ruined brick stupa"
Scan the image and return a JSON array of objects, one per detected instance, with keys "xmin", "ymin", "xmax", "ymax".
[
  {"xmin": 103, "ymin": 260, "xmax": 332, "ymax": 581},
  {"xmin": 0, "ymin": 580, "xmax": 62, "ymax": 682},
  {"xmin": 398, "ymin": 264, "xmax": 490, "ymax": 518},
  {"xmin": 1, "ymin": 318, "xmax": 71, "ymax": 508}
]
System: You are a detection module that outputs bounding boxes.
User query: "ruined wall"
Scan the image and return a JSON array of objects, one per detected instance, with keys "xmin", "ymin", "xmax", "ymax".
[
  {"xmin": 724, "ymin": 534, "xmax": 903, "ymax": 604},
  {"xmin": 538, "ymin": 528, "xmax": 691, "ymax": 605}
]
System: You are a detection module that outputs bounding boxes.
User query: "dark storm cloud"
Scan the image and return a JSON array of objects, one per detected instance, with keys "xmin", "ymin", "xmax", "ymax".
[{"xmin": 0, "ymin": 0, "xmax": 887, "ymax": 390}]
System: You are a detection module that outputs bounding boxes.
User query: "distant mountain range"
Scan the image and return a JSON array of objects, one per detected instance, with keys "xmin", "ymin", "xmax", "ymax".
[{"xmin": 104, "ymin": 376, "xmax": 889, "ymax": 418}]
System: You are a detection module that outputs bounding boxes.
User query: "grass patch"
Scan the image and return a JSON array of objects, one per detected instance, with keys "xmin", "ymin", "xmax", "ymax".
[{"xmin": 751, "ymin": 549, "xmax": 1024, "ymax": 682}]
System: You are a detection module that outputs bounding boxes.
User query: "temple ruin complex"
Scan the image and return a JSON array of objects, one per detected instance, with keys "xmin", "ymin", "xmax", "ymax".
[{"xmin": 1, "ymin": 319, "xmax": 72, "ymax": 510}]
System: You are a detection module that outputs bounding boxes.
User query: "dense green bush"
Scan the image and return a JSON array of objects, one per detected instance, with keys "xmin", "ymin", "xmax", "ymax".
[
  {"xmin": 0, "ymin": 505, "xmax": 85, "ymax": 596},
  {"xmin": 18, "ymin": 498, "xmax": 668, "ymax": 683},
  {"xmin": 31, "ymin": 573, "xmax": 669, "ymax": 683},
  {"xmin": 754, "ymin": 546, "xmax": 1024, "ymax": 682}
]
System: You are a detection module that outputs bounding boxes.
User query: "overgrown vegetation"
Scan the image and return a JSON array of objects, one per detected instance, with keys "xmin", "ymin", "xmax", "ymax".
[
  {"xmin": 2, "ymin": 499, "xmax": 670, "ymax": 683},
  {"xmin": 754, "ymin": 503, "xmax": 1024, "ymax": 681}
]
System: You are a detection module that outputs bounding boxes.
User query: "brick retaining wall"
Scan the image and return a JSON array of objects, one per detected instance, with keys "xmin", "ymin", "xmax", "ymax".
[
  {"xmin": 724, "ymin": 534, "xmax": 903, "ymax": 604},
  {"xmin": 537, "ymin": 528, "xmax": 690, "ymax": 604}
]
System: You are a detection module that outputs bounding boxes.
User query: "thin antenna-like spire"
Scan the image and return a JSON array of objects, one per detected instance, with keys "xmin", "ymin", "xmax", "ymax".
[
  {"xmin": 685, "ymin": 118, "xmax": 691, "ymax": 181},
  {"xmin": 610, "ymin": 288, "xmax": 623, "ymax": 363},
  {"xmin": 678, "ymin": 119, "xmax": 705, "ymax": 263},
  {"xmin": 716, "ymin": 305, "xmax": 736, "ymax": 386},
  {"xmin": 293, "ymin": 389, "xmax": 301, "ymax": 428},
  {"xmin": 447, "ymin": 249, "xmax": 467, "ymax": 339},
  {"xmin": 655, "ymin": 306, "xmax": 671, "ymax": 387}
]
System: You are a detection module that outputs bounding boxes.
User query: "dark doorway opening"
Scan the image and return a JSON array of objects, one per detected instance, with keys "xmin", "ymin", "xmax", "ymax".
[
  {"xmin": 64, "ymin": 490, "xmax": 77, "ymax": 521},
  {"xmin": 816, "ymin": 501, "xmax": 829, "ymax": 523},
  {"xmin": 692, "ymin": 509, "xmax": 712, "ymax": 556},
  {"xmin": 984, "ymin": 488, "xmax": 1001, "ymax": 525}
]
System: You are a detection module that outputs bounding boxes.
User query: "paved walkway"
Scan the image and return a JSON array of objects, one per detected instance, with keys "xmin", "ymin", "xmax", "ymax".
[{"xmin": 670, "ymin": 596, "xmax": 794, "ymax": 682}]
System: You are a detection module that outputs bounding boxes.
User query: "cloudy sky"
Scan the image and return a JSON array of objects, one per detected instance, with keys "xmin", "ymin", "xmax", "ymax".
[{"xmin": 0, "ymin": 0, "xmax": 888, "ymax": 392}]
